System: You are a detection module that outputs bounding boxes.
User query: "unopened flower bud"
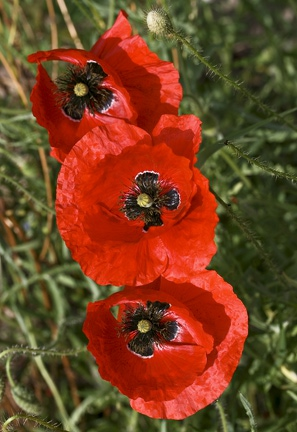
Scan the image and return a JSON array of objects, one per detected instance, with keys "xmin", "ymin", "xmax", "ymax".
[{"xmin": 146, "ymin": 9, "xmax": 174, "ymax": 36}]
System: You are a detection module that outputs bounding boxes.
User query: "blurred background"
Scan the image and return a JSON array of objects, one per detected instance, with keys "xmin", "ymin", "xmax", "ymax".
[{"xmin": 0, "ymin": 0, "xmax": 297, "ymax": 430}]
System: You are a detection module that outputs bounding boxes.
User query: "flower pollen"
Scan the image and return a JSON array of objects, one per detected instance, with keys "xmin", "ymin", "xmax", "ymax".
[{"xmin": 120, "ymin": 171, "xmax": 180, "ymax": 232}]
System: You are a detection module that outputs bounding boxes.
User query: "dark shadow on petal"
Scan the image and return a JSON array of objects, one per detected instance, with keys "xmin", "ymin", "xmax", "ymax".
[
  {"xmin": 185, "ymin": 288, "xmax": 231, "ymax": 369},
  {"xmin": 96, "ymin": 43, "xmax": 179, "ymax": 132}
]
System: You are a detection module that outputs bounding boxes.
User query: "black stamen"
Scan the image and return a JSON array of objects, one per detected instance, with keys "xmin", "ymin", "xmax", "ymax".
[
  {"xmin": 120, "ymin": 171, "xmax": 180, "ymax": 231},
  {"xmin": 163, "ymin": 189, "xmax": 180, "ymax": 210},
  {"xmin": 119, "ymin": 301, "xmax": 178, "ymax": 358},
  {"xmin": 128, "ymin": 334, "xmax": 154, "ymax": 358},
  {"xmin": 55, "ymin": 61, "xmax": 114, "ymax": 120}
]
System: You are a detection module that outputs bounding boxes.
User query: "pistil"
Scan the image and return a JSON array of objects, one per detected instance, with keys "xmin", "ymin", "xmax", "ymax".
[
  {"xmin": 137, "ymin": 319, "xmax": 152, "ymax": 333},
  {"xmin": 74, "ymin": 82, "xmax": 89, "ymax": 97},
  {"xmin": 137, "ymin": 193, "xmax": 153, "ymax": 208}
]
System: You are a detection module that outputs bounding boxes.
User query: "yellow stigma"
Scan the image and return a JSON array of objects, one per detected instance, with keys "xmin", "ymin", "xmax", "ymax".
[
  {"xmin": 137, "ymin": 193, "xmax": 153, "ymax": 208},
  {"xmin": 137, "ymin": 319, "xmax": 152, "ymax": 333},
  {"xmin": 74, "ymin": 82, "xmax": 89, "ymax": 97}
]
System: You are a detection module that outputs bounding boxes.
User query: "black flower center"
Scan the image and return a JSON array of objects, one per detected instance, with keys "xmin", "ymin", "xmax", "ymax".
[
  {"xmin": 119, "ymin": 301, "xmax": 179, "ymax": 358},
  {"xmin": 120, "ymin": 171, "xmax": 180, "ymax": 232},
  {"xmin": 55, "ymin": 61, "xmax": 114, "ymax": 120}
]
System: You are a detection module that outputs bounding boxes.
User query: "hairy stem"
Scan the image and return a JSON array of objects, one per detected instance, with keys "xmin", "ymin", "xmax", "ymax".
[
  {"xmin": 2, "ymin": 414, "xmax": 69, "ymax": 432},
  {"xmin": 0, "ymin": 172, "xmax": 55, "ymax": 214},
  {"xmin": 225, "ymin": 141, "xmax": 297, "ymax": 182},
  {"xmin": 216, "ymin": 400, "xmax": 229, "ymax": 432},
  {"xmin": 170, "ymin": 30, "xmax": 297, "ymax": 133},
  {"xmin": 0, "ymin": 346, "xmax": 86, "ymax": 361},
  {"xmin": 212, "ymin": 188, "xmax": 288, "ymax": 289}
]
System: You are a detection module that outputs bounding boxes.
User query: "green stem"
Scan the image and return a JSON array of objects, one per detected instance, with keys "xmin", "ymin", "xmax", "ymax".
[
  {"xmin": 239, "ymin": 393, "xmax": 258, "ymax": 432},
  {"xmin": 226, "ymin": 141, "xmax": 297, "ymax": 182},
  {"xmin": 5, "ymin": 356, "xmax": 15, "ymax": 387},
  {"xmin": 2, "ymin": 414, "xmax": 69, "ymax": 432},
  {"xmin": 171, "ymin": 30, "xmax": 297, "ymax": 133},
  {"xmin": 160, "ymin": 419, "xmax": 167, "ymax": 432},
  {"xmin": 10, "ymin": 309, "xmax": 80, "ymax": 432},
  {"xmin": 107, "ymin": 0, "xmax": 115, "ymax": 28},
  {"xmin": 34, "ymin": 354, "xmax": 73, "ymax": 429},
  {"xmin": 216, "ymin": 400, "xmax": 229, "ymax": 432},
  {"xmin": 0, "ymin": 346, "xmax": 86, "ymax": 361},
  {"xmin": 127, "ymin": 410, "xmax": 139, "ymax": 432},
  {"xmin": 220, "ymin": 149, "xmax": 252, "ymax": 189},
  {"xmin": 212, "ymin": 188, "xmax": 288, "ymax": 289},
  {"xmin": 0, "ymin": 172, "xmax": 55, "ymax": 214}
]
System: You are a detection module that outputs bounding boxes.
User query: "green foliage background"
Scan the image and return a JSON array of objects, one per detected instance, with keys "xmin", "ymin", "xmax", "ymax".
[{"xmin": 0, "ymin": 0, "xmax": 297, "ymax": 430}]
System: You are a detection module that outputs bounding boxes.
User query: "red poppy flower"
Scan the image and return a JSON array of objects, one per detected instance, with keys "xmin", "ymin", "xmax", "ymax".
[
  {"xmin": 56, "ymin": 114, "xmax": 218, "ymax": 286},
  {"xmin": 83, "ymin": 271, "xmax": 248, "ymax": 419},
  {"xmin": 27, "ymin": 10, "xmax": 182, "ymax": 162}
]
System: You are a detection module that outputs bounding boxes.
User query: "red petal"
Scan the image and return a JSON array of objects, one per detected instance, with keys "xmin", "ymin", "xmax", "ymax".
[
  {"xmin": 28, "ymin": 11, "xmax": 182, "ymax": 155},
  {"xmin": 91, "ymin": 10, "xmax": 132, "ymax": 57},
  {"xmin": 28, "ymin": 48, "xmax": 99, "ymax": 65},
  {"xmin": 72, "ymin": 223, "xmax": 169, "ymax": 286},
  {"xmin": 28, "ymin": 48, "xmax": 127, "ymax": 91},
  {"xmin": 101, "ymin": 36, "xmax": 182, "ymax": 132},
  {"xmin": 130, "ymin": 271, "xmax": 248, "ymax": 419},
  {"xmin": 91, "ymin": 11, "xmax": 182, "ymax": 133},
  {"xmin": 152, "ymin": 114, "xmax": 202, "ymax": 165},
  {"xmin": 161, "ymin": 170, "xmax": 218, "ymax": 281},
  {"xmin": 83, "ymin": 288, "xmax": 213, "ymax": 401},
  {"xmin": 29, "ymin": 64, "xmax": 94, "ymax": 161},
  {"xmin": 56, "ymin": 138, "xmax": 200, "ymax": 285},
  {"xmin": 28, "ymin": 59, "xmax": 137, "ymax": 162}
]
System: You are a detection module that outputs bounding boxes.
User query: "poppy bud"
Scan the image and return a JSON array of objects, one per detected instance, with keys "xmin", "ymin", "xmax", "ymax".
[{"xmin": 146, "ymin": 9, "xmax": 174, "ymax": 36}]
